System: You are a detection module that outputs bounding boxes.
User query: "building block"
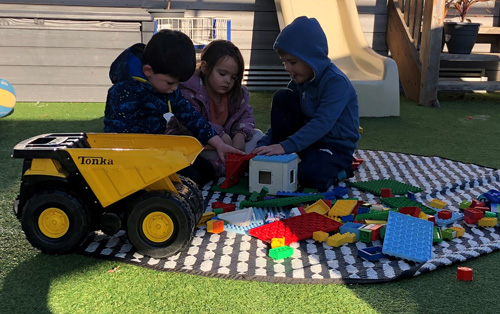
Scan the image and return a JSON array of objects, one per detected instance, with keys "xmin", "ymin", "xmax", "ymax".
[
  {"xmin": 258, "ymin": 186, "xmax": 269, "ymax": 201},
  {"xmin": 430, "ymin": 199, "xmax": 447, "ymax": 209},
  {"xmin": 459, "ymin": 200, "xmax": 472, "ymax": 210},
  {"xmin": 485, "ymin": 211, "xmax": 497, "ymax": 218},
  {"xmin": 433, "ymin": 226, "xmax": 443, "ymax": 243},
  {"xmin": 437, "ymin": 210, "xmax": 453, "ymax": 220},
  {"xmin": 381, "ymin": 188, "xmax": 394, "ymax": 198},
  {"xmin": 382, "ymin": 196, "xmax": 436, "ymax": 215},
  {"xmin": 449, "ymin": 226, "xmax": 465, "ymax": 237},
  {"xmin": 312, "ymin": 231, "xmax": 329, "ymax": 242},
  {"xmin": 464, "ymin": 208, "xmax": 484, "ymax": 224},
  {"xmin": 211, "ymin": 177, "xmax": 252, "ymax": 195},
  {"xmin": 206, "ymin": 220, "xmax": 224, "ymax": 234},
  {"xmin": 328, "ymin": 199, "xmax": 358, "ymax": 217},
  {"xmin": 289, "ymin": 207, "xmax": 306, "ymax": 217},
  {"xmin": 349, "ymin": 179, "xmax": 423, "ymax": 196},
  {"xmin": 269, "ymin": 245, "xmax": 293, "ymax": 260},
  {"xmin": 249, "ymin": 154, "xmax": 298, "ymax": 194},
  {"xmin": 271, "ymin": 237, "xmax": 286, "ymax": 248},
  {"xmin": 382, "ymin": 211, "xmax": 433, "ymax": 263},
  {"xmin": 341, "ymin": 214, "xmax": 354, "ymax": 222},
  {"xmin": 470, "ymin": 200, "xmax": 486, "ymax": 208},
  {"xmin": 399, "ymin": 206, "xmax": 421, "ymax": 217},
  {"xmin": 339, "ymin": 222, "xmax": 364, "ymax": 238},
  {"xmin": 355, "ymin": 210, "xmax": 391, "ymax": 221},
  {"xmin": 359, "ymin": 228, "xmax": 372, "ymax": 243},
  {"xmin": 478, "ymin": 217, "xmax": 498, "ymax": 227},
  {"xmin": 197, "ymin": 212, "xmax": 215, "ymax": 227},
  {"xmin": 457, "ymin": 267, "xmax": 473, "ymax": 281},
  {"xmin": 240, "ymin": 194, "xmax": 324, "ymax": 208},
  {"xmin": 248, "ymin": 212, "xmax": 342, "ymax": 245},
  {"xmin": 213, "ymin": 208, "xmax": 224, "ymax": 215},
  {"xmin": 305, "ymin": 199, "xmax": 331, "ymax": 215},
  {"xmin": 326, "ymin": 232, "xmax": 357, "ymax": 247},
  {"xmin": 220, "ymin": 153, "xmax": 256, "ymax": 189},
  {"xmin": 211, "ymin": 201, "xmax": 236, "ymax": 213},
  {"xmin": 442, "ymin": 228, "xmax": 456, "ymax": 240},
  {"xmin": 369, "ymin": 224, "xmax": 384, "ymax": 241},
  {"xmin": 474, "ymin": 206, "xmax": 490, "ymax": 213},
  {"xmin": 217, "ymin": 207, "xmax": 254, "ymax": 227},
  {"xmin": 358, "ymin": 246, "xmax": 387, "ymax": 261}
]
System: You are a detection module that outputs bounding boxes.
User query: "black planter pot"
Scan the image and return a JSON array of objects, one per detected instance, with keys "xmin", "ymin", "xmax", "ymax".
[{"xmin": 443, "ymin": 22, "xmax": 481, "ymax": 54}]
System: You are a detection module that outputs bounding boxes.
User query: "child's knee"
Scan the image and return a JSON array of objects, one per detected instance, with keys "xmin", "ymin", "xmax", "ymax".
[{"xmin": 298, "ymin": 165, "xmax": 335, "ymax": 191}]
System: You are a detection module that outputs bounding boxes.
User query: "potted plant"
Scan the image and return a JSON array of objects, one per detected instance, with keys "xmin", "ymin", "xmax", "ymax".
[{"xmin": 443, "ymin": 0, "xmax": 493, "ymax": 54}]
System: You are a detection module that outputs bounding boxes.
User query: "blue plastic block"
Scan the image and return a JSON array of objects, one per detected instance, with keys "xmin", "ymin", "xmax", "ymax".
[
  {"xmin": 433, "ymin": 209, "xmax": 463, "ymax": 226},
  {"xmin": 357, "ymin": 207, "xmax": 370, "ymax": 215},
  {"xmin": 341, "ymin": 214, "xmax": 354, "ymax": 222},
  {"xmin": 339, "ymin": 222, "xmax": 364, "ymax": 238},
  {"xmin": 276, "ymin": 190, "xmax": 337, "ymax": 201},
  {"xmin": 358, "ymin": 246, "xmax": 387, "ymax": 261},
  {"xmin": 332, "ymin": 186, "xmax": 349, "ymax": 197},
  {"xmin": 382, "ymin": 211, "xmax": 433, "ymax": 263},
  {"xmin": 252, "ymin": 154, "xmax": 298, "ymax": 163},
  {"xmin": 407, "ymin": 191, "xmax": 416, "ymax": 201}
]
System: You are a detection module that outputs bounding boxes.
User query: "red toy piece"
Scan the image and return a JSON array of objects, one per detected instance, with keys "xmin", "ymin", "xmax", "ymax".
[
  {"xmin": 437, "ymin": 210, "xmax": 452, "ymax": 220},
  {"xmin": 249, "ymin": 212, "xmax": 342, "ymax": 245},
  {"xmin": 464, "ymin": 208, "xmax": 484, "ymax": 224},
  {"xmin": 220, "ymin": 153, "xmax": 256, "ymax": 189},
  {"xmin": 352, "ymin": 157, "xmax": 364, "ymax": 170},
  {"xmin": 399, "ymin": 206, "xmax": 421, "ymax": 217},
  {"xmin": 381, "ymin": 188, "xmax": 394, "ymax": 198},
  {"xmin": 457, "ymin": 266, "xmax": 473, "ymax": 281},
  {"xmin": 211, "ymin": 201, "xmax": 236, "ymax": 213},
  {"xmin": 470, "ymin": 200, "xmax": 486, "ymax": 208}
]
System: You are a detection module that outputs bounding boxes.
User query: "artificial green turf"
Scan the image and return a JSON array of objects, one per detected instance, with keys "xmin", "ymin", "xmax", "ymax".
[{"xmin": 1, "ymin": 94, "xmax": 500, "ymax": 314}]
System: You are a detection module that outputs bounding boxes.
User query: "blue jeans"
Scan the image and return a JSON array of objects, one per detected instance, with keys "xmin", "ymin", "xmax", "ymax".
[{"xmin": 268, "ymin": 89, "xmax": 354, "ymax": 191}]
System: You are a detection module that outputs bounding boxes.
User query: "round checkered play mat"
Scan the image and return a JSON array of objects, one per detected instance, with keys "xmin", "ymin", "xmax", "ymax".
[{"xmin": 79, "ymin": 150, "xmax": 500, "ymax": 284}]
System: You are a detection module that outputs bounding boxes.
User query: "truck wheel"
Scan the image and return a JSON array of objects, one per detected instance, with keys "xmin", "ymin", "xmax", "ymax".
[
  {"xmin": 127, "ymin": 191, "xmax": 195, "ymax": 258},
  {"xmin": 21, "ymin": 189, "xmax": 90, "ymax": 254},
  {"xmin": 176, "ymin": 175, "xmax": 204, "ymax": 224}
]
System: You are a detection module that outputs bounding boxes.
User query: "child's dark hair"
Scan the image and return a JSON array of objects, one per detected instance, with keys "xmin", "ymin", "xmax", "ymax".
[
  {"xmin": 143, "ymin": 29, "xmax": 196, "ymax": 82},
  {"xmin": 199, "ymin": 40, "xmax": 245, "ymax": 101}
]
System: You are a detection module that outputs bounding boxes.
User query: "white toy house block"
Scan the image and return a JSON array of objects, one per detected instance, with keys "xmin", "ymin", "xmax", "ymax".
[{"xmin": 249, "ymin": 154, "xmax": 298, "ymax": 195}]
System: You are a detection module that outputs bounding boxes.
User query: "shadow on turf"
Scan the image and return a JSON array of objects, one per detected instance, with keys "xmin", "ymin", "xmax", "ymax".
[{"xmin": 0, "ymin": 253, "xmax": 103, "ymax": 314}]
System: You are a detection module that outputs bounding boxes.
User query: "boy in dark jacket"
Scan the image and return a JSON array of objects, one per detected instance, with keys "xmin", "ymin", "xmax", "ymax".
[
  {"xmin": 104, "ymin": 30, "xmax": 242, "ymax": 185},
  {"xmin": 253, "ymin": 16, "xmax": 360, "ymax": 191}
]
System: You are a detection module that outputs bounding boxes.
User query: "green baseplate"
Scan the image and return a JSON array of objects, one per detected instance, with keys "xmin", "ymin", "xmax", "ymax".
[{"xmin": 348, "ymin": 179, "xmax": 423, "ymax": 196}]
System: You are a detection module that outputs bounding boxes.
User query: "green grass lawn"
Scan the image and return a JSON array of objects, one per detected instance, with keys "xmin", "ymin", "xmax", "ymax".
[{"xmin": 1, "ymin": 92, "xmax": 500, "ymax": 314}]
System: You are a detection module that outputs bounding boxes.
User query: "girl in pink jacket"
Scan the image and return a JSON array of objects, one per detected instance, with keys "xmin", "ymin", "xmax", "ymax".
[{"xmin": 167, "ymin": 40, "xmax": 262, "ymax": 177}]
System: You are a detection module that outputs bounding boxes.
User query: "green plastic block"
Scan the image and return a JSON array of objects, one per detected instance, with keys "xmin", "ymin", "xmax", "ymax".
[
  {"xmin": 349, "ymin": 179, "xmax": 422, "ymax": 196},
  {"xmin": 485, "ymin": 211, "xmax": 497, "ymax": 218},
  {"xmin": 433, "ymin": 226, "xmax": 443, "ymax": 243},
  {"xmin": 249, "ymin": 191, "xmax": 259, "ymax": 202},
  {"xmin": 379, "ymin": 225, "xmax": 386, "ymax": 239},
  {"xmin": 359, "ymin": 228, "xmax": 372, "ymax": 243},
  {"xmin": 240, "ymin": 194, "xmax": 324, "ymax": 208},
  {"xmin": 382, "ymin": 197, "xmax": 436, "ymax": 215},
  {"xmin": 459, "ymin": 200, "xmax": 472, "ymax": 210},
  {"xmin": 213, "ymin": 208, "xmax": 224, "ymax": 215},
  {"xmin": 211, "ymin": 178, "xmax": 251, "ymax": 195},
  {"xmin": 442, "ymin": 228, "xmax": 455, "ymax": 240},
  {"xmin": 269, "ymin": 246, "xmax": 294, "ymax": 260},
  {"xmin": 258, "ymin": 186, "xmax": 269, "ymax": 201},
  {"xmin": 355, "ymin": 210, "xmax": 391, "ymax": 221}
]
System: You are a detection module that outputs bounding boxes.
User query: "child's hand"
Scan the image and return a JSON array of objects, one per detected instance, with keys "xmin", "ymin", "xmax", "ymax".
[
  {"xmin": 232, "ymin": 133, "xmax": 246, "ymax": 152},
  {"xmin": 252, "ymin": 144, "xmax": 285, "ymax": 156},
  {"xmin": 221, "ymin": 133, "xmax": 232, "ymax": 145},
  {"xmin": 208, "ymin": 136, "xmax": 244, "ymax": 163}
]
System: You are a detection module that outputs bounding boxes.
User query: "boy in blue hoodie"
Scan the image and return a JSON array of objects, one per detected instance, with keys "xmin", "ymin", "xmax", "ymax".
[
  {"xmin": 253, "ymin": 16, "xmax": 360, "ymax": 191},
  {"xmin": 104, "ymin": 30, "xmax": 243, "ymax": 185}
]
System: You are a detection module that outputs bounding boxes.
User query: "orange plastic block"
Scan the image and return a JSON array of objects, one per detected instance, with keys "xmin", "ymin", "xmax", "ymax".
[
  {"xmin": 312, "ymin": 231, "xmax": 329, "ymax": 242},
  {"xmin": 206, "ymin": 220, "xmax": 224, "ymax": 233},
  {"xmin": 271, "ymin": 237, "xmax": 286, "ymax": 248},
  {"xmin": 328, "ymin": 200, "xmax": 358, "ymax": 218}
]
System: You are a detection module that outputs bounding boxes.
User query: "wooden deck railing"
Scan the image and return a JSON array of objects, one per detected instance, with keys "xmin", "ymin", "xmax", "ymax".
[{"xmin": 387, "ymin": 0, "xmax": 445, "ymax": 107}]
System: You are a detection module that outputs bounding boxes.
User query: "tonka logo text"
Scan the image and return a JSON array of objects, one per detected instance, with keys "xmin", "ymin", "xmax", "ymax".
[{"xmin": 78, "ymin": 156, "xmax": 114, "ymax": 165}]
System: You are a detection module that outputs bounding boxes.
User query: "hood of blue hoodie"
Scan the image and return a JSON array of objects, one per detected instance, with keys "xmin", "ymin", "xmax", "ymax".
[
  {"xmin": 273, "ymin": 16, "xmax": 331, "ymax": 82},
  {"xmin": 109, "ymin": 43, "xmax": 149, "ymax": 84}
]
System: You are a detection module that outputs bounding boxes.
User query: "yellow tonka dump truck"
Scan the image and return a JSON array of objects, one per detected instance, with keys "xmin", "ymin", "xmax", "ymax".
[{"xmin": 12, "ymin": 133, "xmax": 205, "ymax": 258}]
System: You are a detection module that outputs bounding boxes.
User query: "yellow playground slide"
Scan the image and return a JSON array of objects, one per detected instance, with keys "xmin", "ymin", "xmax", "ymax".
[{"xmin": 274, "ymin": 0, "xmax": 400, "ymax": 117}]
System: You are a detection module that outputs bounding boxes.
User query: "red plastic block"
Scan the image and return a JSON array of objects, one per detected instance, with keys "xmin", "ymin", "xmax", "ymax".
[
  {"xmin": 457, "ymin": 266, "xmax": 473, "ymax": 281},
  {"xmin": 437, "ymin": 210, "xmax": 453, "ymax": 220},
  {"xmin": 427, "ymin": 215, "xmax": 435, "ymax": 224},
  {"xmin": 248, "ymin": 212, "xmax": 342, "ymax": 245},
  {"xmin": 211, "ymin": 201, "xmax": 236, "ymax": 212},
  {"xmin": 352, "ymin": 157, "xmax": 364, "ymax": 169},
  {"xmin": 399, "ymin": 206, "xmax": 421, "ymax": 217},
  {"xmin": 470, "ymin": 200, "xmax": 486, "ymax": 208},
  {"xmin": 381, "ymin": 188, "xmax": 394, "ymax": 198},
  {"xmin": 474, "ymin": 206, "xmax": 490, "ymax": 213},
  {"xmin": 464, "ymin": 208, "xmax": 484, "ymax": 223},
  {"xmin": 370, "ymin": 224, "xmax": 384, "ymax": 241},
  {"xmin": 220, "ymin": 153, "xmax": 256, "ymax": 189}
]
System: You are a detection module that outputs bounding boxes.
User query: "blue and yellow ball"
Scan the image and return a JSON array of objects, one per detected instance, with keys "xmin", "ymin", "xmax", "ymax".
[{"xmin": 0, "ymin": 78, "xmax": 16, "ymax": 118}]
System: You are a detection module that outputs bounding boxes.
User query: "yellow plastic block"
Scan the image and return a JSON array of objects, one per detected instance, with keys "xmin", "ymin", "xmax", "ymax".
[
  {"xmin": 271, "ymin": 237, "xmax": 286, "ymax": 248},
  {"xmin": 418, "ymin": 211, "xmax": 429, "ymax": 220},
  {"xmin": 328, "ymin": 200, "xmax": 357, "ymax": 217},
  {"xmin": 305, "ymin": 199, "xmax": 331, "ymax": 215},
  {"xmin": 206, "ymin": 220, "xmax": 224, "ymax": 233},
  {"xmin": 430, "ymin": 199, "xmax": 447, "ymax": 209},
  {"xmin": 478, "ymin": 217, "xmax": 498, "ymax": 228},
  {"xmin": 197, "ymin": 212, "xmax": 215, "ymax": 227},
  {"xmin": 449, "ymin": 226, "xmax": 465, "ymax": 237},
  {"xmin": 326, "ymin": 232, "xmax": 356, "ymax": 247},
  {"xmin": 312, "ymin": 231, "xmax": 329, "ymax": 242}
]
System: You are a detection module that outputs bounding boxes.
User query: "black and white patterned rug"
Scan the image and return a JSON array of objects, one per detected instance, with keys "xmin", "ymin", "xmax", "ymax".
[{"xmin": 79, "ymin": 150, "xmax": 500, "ymax": 284}]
